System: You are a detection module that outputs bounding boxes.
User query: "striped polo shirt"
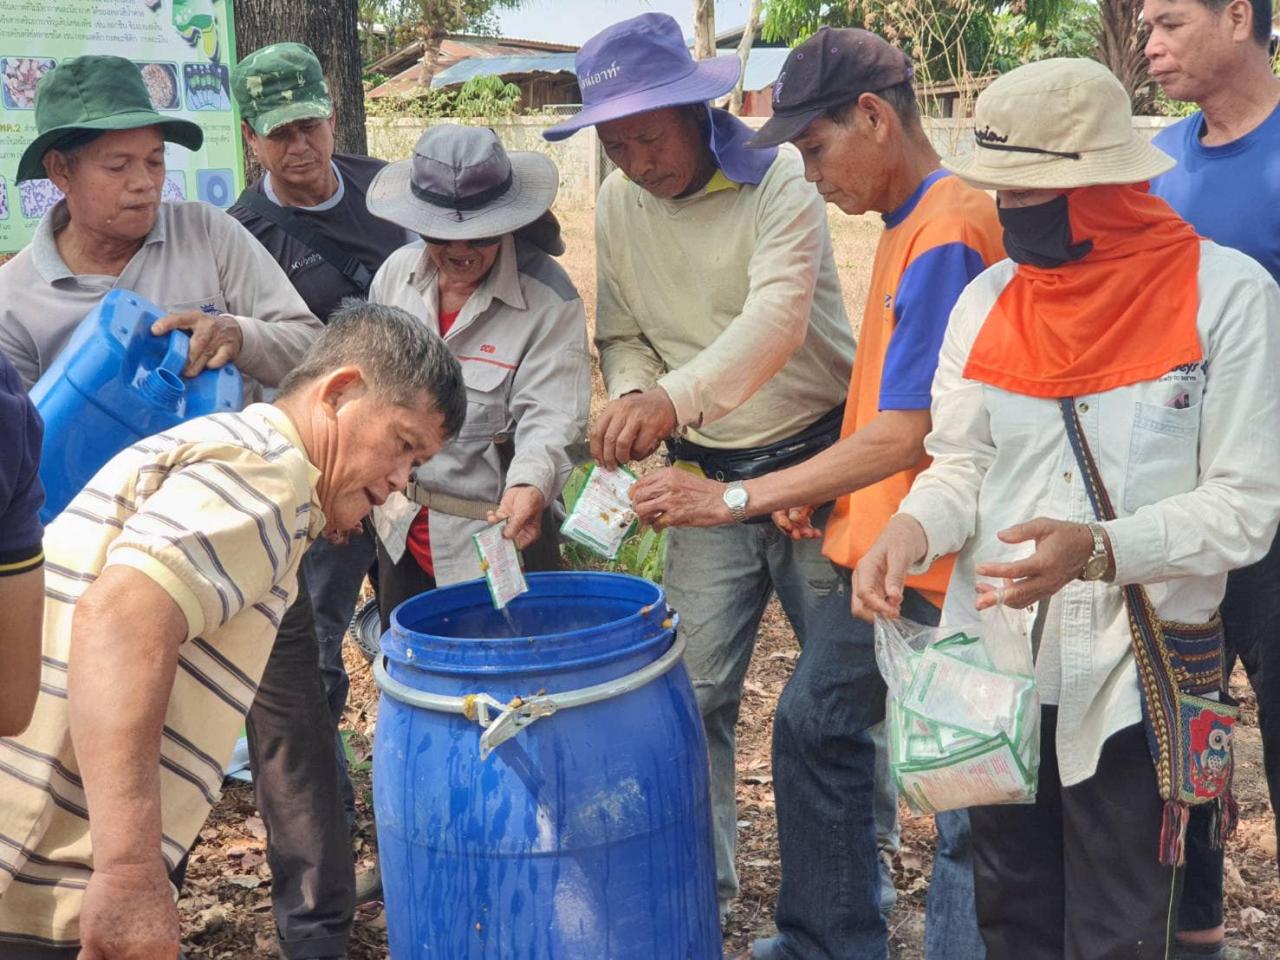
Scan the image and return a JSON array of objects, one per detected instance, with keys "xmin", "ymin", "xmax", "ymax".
[{"xmin": 0, "ymin": 403, "xmax": 322, "ymax": 950}]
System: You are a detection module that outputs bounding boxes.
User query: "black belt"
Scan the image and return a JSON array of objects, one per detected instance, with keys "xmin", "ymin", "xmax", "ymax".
[{"xmin": 666, "ymin": 403, "xmax": 845, "ymax": 485}]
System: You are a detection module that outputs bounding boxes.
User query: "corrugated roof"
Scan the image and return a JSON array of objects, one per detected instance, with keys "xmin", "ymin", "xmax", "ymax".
[
  {"xmin": 431, "ymin": 48, "xmax": 786, "ymax": 93},
  {"xmin": 430, "ymin": 53, "xmax": 578, "ymax": 89}
]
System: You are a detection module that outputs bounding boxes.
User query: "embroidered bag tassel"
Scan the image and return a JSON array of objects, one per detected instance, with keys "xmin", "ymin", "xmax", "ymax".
[
  {"xmin": 1208, "ymin": 791, "xmax": 1238, "ymax": 849},
  {"xmin": 1160, "ymin": 799, "xmax": 1189, "ymax": 867}
]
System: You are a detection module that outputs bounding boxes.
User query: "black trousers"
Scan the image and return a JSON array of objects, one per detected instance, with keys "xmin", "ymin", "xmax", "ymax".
[
  {"xmin": 375, "ymin": 511, "xmax": 562, "ymax": 633},
  {"xmin": 969, "ymin": 706, "xmax": 1183, "ymax": 960},
  {"xmin": 376, "ymin": 538, "xmax": 437, "ymax": 634},
  {"xmin": 245, "ymin": 566, "xmax": 355, "ymax": 960}
]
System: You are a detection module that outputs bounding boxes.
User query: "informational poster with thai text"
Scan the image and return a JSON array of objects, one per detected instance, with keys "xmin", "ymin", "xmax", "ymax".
[{"xmin": 0, "ymin": 0, "xmax": 242, "ymax": 253}]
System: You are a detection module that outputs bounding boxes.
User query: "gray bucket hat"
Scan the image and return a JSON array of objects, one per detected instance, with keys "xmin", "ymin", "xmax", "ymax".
[{"xmin": 367, "ymin": 125, "xmax": 559, "ymax": 240}]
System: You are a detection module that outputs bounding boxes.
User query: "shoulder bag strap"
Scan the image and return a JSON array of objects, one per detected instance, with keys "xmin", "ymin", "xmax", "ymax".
[{"xmin": 234, "ymin": 187, "xmax": 375, "ymax": 294}]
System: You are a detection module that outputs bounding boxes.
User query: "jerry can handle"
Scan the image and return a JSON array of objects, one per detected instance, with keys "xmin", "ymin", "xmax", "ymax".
[
  {"xmin": 138, "ymin": 328, "xmax": 190, "ymax": 408},
  {"xmin": 158, "ymin": 328, "xmax": 191, "ymax": 376}
]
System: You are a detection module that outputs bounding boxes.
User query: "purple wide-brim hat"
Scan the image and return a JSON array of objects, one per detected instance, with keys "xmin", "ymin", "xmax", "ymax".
[{"xmin": 544, "ymin": 13, "xmax": 741, "ymax": 142}]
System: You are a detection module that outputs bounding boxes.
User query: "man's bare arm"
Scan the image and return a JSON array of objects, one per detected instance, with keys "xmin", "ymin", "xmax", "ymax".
[
  {"xmin": 69, "ymin": 565, "xmax": 187, "ymax": 959},
  {"xmin": 0, "ymin": 565, "xmax": 43, "ymax": 736}
]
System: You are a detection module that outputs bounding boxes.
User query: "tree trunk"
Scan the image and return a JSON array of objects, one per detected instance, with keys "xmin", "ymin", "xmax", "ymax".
[
  {"xmin": 728, "ymin": 0, "xmax": 763, "ymax": 115},
  {"xmin": 693, "ymin": 0, "xmax": 716, "ymax": 59},
  {"xmin": 232, "ymin": 0, "xmax": 367, "ymax": 182},
  {"xmin": 418, "ymin": 22, "xmax": 448, "ymax": 88},
  {"xmin": 1094, "ymin": 0, "xmax": 1157, "ymax": 114}
]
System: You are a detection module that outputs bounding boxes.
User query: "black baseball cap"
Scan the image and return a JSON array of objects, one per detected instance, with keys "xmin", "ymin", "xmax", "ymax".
[{"xmin": 749, "ymin": 27, "xmax": 914, "ymax": 148}]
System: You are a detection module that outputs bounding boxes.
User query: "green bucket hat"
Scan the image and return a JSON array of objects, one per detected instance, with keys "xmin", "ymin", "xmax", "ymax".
[
  {"xmin": 232, "ymin": 42, "xmax": 333, "ymax": 136},
  {"xmin": 16, "ymin": 55, "xmax": 203, "ymax": 182}
]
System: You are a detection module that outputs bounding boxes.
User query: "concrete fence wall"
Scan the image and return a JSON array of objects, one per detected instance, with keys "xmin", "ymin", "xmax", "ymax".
[
  {"xmin": 367, "ymin": 114, "xmax": 1180, "ymax": 210},
  {"xmin": 366, "ymin": 116, "xmax": 601, "ymax": 208}
]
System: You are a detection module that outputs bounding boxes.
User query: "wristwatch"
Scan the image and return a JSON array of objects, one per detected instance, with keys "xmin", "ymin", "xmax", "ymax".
[
  {"xmin": 1080, "ymin": 523, "xmax": 1110, "ymax": 581},
  {"xmin": 723, "ymin": 481, "xmax": 749, "ymax": 523}
]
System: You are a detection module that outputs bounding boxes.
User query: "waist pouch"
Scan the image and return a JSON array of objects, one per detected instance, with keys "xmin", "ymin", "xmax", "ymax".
[{"xmin": 666, "ymin": 403, "xmax": 845, "ymax": 485}]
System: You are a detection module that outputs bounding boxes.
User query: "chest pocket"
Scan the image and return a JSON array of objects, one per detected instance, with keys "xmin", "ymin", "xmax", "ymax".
[
  {"xmin": 1122, "ymin": 401, "xmax": 1201, "ymax": 512},
  {"xmin": 458, "ymin": 359, "xmax": 512, "ymax": 441}
]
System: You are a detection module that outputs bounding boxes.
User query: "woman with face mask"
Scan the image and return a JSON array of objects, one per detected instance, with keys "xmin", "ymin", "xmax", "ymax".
[{"xmin": 852, "ymin": 58, "xmax": 1280, "ymax": 960}]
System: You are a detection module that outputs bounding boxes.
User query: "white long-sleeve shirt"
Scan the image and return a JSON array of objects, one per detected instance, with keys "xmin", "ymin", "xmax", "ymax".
[{"xmin": 901, "ymin": 241, "xmax": 1280, "ymax": 786}]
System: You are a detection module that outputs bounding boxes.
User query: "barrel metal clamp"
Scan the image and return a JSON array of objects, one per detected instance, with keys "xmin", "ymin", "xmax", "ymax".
[{"xmin": 374, "ymin": 627, "xmax": 685, "ymax": 760}]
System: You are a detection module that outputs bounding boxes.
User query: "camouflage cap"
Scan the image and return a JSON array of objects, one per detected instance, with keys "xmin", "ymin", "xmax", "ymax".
[{"xmin": 232, "ymin": 42, "xmax": 332, "ymax": 136}]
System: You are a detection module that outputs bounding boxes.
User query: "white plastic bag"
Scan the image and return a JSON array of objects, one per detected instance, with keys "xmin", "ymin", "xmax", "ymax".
[{"xmin": 876, "ymin": 604, "xmax": 1040, "ymax": 814}]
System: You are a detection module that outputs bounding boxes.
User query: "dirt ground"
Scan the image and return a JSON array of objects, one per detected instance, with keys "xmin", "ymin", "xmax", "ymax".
[{"xmin": 177, "ymin": 206, "xmax": 1280, "ymax": 958}]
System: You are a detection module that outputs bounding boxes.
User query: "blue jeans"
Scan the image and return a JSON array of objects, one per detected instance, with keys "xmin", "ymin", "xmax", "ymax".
[
  {"xmin": 871, "ymin": 720, "xmax": 900, "ymax": 916},
  {"xmin": 761, "ymin": 574, "xmax": 930, "ymax": 960},
  {"xmin": 302, "ymin": 530, "xmax": 376, "ymax": 823},
  {"xmin": 664, "ymin": 506, "xmax": 843, "ymax": 911},
  {"xmin": 928, "ymin": 809, "xmax": 986, "ymax": 960},
  {"xmin": 905, "ymin": 596, "xmax": 986, "ymax": 960}
]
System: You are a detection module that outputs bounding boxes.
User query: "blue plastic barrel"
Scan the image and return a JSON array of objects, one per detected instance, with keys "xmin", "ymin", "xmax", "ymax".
[
  {"xmin": 29, "ymin": 289, "xmax": 243, "ymax": 523},
  {"xmin": 373, "ymin": 572, "xmax": 720, "ymax": 959}
]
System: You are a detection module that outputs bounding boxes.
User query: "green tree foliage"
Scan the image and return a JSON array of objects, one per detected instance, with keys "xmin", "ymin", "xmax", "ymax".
[
  {"xmin": 452, "ymin": 74, "xmax": 524, "ymax": 117},
  {"xmin": 365, "ymin": 73, "xmax": 523, "ymax": 118},
  {"xmin": 760, "ymin": 0, "xmax": 1078, "ymax": 90},
  {"xmin": 989, "ymin": 0, "xmax": 1099, "ymax": 72}
]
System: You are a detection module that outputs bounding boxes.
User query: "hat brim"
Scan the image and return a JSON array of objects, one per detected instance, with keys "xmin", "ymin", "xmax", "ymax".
[
  {"xmin": 943, "ymin": 134, "xmax": 1175, "ymax": 192},
  {"xmin": 16, "ymin": 111, "xmax": 203, "ymax": 182},
  {"xmin": 366, "ymin": 149, "xmax": 559, "ymax": 240},
  {"xmin": 542, "ymin": 54, "xmax": 740, "ymax": 141},
  {"xmin": 250, "ymin": 98, "xmax": 334, "ymax": 136},
  {"xmin": 747, "ymin": 106, "xmax": 826, "ymax": 149}
]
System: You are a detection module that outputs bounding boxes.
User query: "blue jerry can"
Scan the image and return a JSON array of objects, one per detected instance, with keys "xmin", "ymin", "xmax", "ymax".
[{"xmin": 29, "ymin": 288, "xmax": 243, "ymax": 524}]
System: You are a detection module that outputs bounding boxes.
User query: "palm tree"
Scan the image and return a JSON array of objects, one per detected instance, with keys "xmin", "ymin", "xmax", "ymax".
[
  {"xmin": 1094, "ymin": 0, "xmax": 1157, "ymax": 113},
  {"xmin": 412, "ymin": 0, "xmax": 526, "ymax": 89}
]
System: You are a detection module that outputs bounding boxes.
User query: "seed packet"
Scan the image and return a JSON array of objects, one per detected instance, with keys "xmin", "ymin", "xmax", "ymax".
[
  {"xmin": 559, "ymin": 464, "xmax": 638, "ymax": 559},
  {"xmin": 472, "ymin": 522, "xmax": 528, "ymax": 609},
  {"xmin": 877, "ymin": 605, "xmax": 1041, "ymax": 814}
]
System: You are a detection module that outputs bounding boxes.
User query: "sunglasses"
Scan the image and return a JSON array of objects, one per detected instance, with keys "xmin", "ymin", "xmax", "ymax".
[{"xmin": 420, "ymin": 234, "xmax": 502, "ymax": 248}]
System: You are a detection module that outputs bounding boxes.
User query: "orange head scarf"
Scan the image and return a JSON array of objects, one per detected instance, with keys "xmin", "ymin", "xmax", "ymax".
[{"xmin": 962, "ymin": 182, "xmax": 1202, "ymax": 398}]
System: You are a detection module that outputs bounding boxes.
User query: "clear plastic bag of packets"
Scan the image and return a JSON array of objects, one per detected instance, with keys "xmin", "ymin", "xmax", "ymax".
[
  {"xmin": 559, "ymin": 464, "xmax": 638, "ymax": 560},
  {"xmin": 876, "ymin": 604, "xmax": 1041, "ymax": 815}
]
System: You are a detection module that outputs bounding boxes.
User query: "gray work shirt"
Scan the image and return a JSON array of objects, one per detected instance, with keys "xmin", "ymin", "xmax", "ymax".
[
  {"xmin": 370, "ymin": 235, "xmax": 591, "ymax": 586},
  {"xmin": 0, "ymin": 200, "xmax": 322, "ymax": 390}
]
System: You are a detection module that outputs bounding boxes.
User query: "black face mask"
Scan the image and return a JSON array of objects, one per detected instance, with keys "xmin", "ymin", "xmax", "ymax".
[{"xmin": 998, "ymin": 194, "xmax": 1094, "ymax": 268}]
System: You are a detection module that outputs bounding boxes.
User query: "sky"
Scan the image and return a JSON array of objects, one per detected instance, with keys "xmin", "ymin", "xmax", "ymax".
[{"xmin": 496, "ymin": 1, "xmax": 756, "ymax": 46}]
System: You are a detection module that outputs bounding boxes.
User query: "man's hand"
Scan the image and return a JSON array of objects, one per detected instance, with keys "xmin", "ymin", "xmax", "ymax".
[
  {"xmin": 589, "ymin": 388, "xmax": 677, "ymax": 470},
  {"xmin": 772, "ymin": 506, "xmax": 821, "ymax": 541},
  {"xmin": 150, "ymin": 312, "xmax": 244, "ymax": 378},
  {"xmin": 973, "ymin": 518, "xmax": 1098, "ymax": 611},
  {"xmin": 77, "ymin": 860, "xmax": 179, "ymax": 960},
  {"xmin": 852, "ymin": 514, "xmax": 928, "ymax": 621},
  {"xmin": 630, "ymin": 466, "xmax": 731, "ymax": 528},
  {"xmin": 488, "ymin": 485, "xmax": 546, "ymax": 550}
]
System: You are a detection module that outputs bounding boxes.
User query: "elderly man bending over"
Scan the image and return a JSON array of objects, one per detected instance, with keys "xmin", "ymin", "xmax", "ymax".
[{"xmin": 0, "ymin": 302, "xmax": 465, "ymax": 960}]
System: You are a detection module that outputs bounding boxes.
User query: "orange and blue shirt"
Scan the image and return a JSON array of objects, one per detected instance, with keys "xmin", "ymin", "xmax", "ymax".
[{"xmin": 823, "ymin": 170, "xmax": 1005, "ymax": 607}]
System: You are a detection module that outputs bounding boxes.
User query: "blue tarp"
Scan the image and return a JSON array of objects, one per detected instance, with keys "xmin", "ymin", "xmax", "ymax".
[{"xmin": 431, "ymin": 47, "xmax": 789, "ymax": 95}]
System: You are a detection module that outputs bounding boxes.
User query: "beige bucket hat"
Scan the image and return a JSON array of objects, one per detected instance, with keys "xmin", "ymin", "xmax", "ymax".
[{"xmin": 943, "ymin": 58, "xmax": 1174, "ymax": 191}]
